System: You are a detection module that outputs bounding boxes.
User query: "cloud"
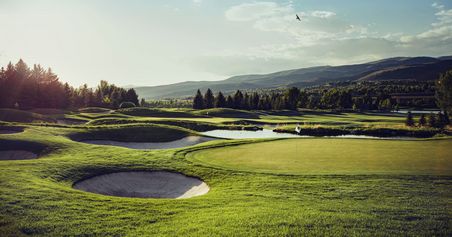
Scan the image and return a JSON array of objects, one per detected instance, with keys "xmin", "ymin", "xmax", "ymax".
[
  {"xmin": 193, "ymin": 2, "xmax": 452, "ymax": 77},
  {"xmin": 311, "ymin": 11, "xmax": 336, "ymax": 19},
  {"xmin": 225, "ymin": 2, "xmax": 292, "ymax": 22},
  {"xmin": 193, "ymin": 0, "xmax": 203, "ymax": 5}
]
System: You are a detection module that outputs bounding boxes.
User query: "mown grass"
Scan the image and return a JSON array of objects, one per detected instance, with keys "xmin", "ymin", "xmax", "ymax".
[
  {"xmin": 0, "ymin": 124, "xmax": 450, "ymax": 236},
  {"xmin": 188, "ymin": 138, "xmax": 452, "ymax": 175},
  {"xmin": 0, "ymin": 109, "xmax": 451, "ymax": 236}
]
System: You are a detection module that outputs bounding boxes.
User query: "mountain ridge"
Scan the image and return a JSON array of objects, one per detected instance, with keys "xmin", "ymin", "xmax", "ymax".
[{"xmin": 134, "ymin": 56, "xmax": 452, "ymax": 99}]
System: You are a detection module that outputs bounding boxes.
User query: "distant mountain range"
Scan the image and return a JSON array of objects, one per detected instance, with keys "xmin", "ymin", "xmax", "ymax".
[{"xmin": 134, "ymin": 56, "xmax": 452, "ymax": 99}]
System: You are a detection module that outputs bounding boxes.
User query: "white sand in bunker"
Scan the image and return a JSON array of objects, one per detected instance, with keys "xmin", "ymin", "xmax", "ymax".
[
  {"xmin": 73, "ymin": 171, "xmax": 209, "ymax": 198},
  {"xmin": 80, "ymin": 136, "xmax": 216, "ymax": 149},
  {"xmin": 0, "ymin": 150, "xmax": 38, "ymax": 160}
]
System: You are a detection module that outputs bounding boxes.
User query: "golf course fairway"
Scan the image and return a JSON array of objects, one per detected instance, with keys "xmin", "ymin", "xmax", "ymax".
[{"xmin": 188, "ymin": 138, "xmax": 452, "ymax": 175}]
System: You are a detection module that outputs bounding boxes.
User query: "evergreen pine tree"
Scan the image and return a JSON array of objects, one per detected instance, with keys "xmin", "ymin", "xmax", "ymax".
[
  {"xmin": 226, "ymin": 95, "xmax": 234, "ymax": 108},
  {"xmin": 428, "ymin": 113, "xmax": 437, "ymax": 127},
  {"xmin": 405, "ymin": 111, "xmax": 415, "ymax": 127},
  {"xmin": 418, "ymin": 114, "xmax": 426, "ymax": 126},
  {"xmin": 233, "ymin": 90, "xmax": 244, "ymax": 109},
  {"xmin": 215, "ymin": 91, "xmax": 226, "ymax": 108},
  {"xmin": 204, "ymin": 88, "xmax": 215, "ymax": 109},
  {"xmin": 193, "ymin": 89, "xmax": 204, "ymax": 109}
]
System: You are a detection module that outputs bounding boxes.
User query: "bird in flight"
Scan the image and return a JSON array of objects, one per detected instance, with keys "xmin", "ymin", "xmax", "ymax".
[{"xmin": 296, "ymin": 14, "xmax": 301, "ymax": 21}]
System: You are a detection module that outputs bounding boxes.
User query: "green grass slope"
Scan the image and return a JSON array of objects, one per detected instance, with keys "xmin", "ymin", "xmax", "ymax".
[
  {"xmin": 0, "ymin": 109, "xmax": 55, "ymax": 123},
  {"xmin": 0, "ymin": 127, "xmax": 450, "ymax": 236},
  {"xmin": 188, "ymin": 138, "xmax": 452, "ymax": 175},
  {"xmin": 193, "ymin": 108, "xmax": 261, "ymax": 119},
  {"xmin": 68, "ymin": 124, "xmax": 194, "ymax": 142},
  {"xmin": 118, "ymin": 107, "xmax": 204, "ymax": 118}
]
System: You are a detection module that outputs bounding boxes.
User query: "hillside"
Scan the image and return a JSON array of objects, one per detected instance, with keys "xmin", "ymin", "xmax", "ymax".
[{"xmin": 134, "ymin": 56, "xmax": 452, "ymax": 99}]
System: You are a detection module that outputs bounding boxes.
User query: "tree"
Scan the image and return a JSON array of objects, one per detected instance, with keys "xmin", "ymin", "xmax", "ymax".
[
  {"xmin": 428, "ymin": 113, "xmax": 437, "ymax": 127},
  {"xmin": 140, "ymin": 98, "xmax": 146, "ymax": 107},
  {"xmin": 379, "ymin": 98, "xmax": 392, "ymax": 111},
  {"xmin": 436, "ymin": 112, "xmax": 447, "ymax": 128},
  {"xmin": 226, "ymin": 95, "xmax": 234, "ymax": 108},
  {"xmin": 193, "ymin": 89, "xmax": 204, "ymax": 109},
  {"xmin": 119, "ymin": 101, "xmax": 136, "ymax": 108},
  {"xmin": 444, "ymin": 111, "xmax": 450, "ymax": 125},
  {"xmin": 204, "ymin": 88, "xmax": 215, "ymax": 109},
  {"xmin": 243, "ymin": 93, "xmax": 250, "ymax": 110},
  {"xmin": 418, "ymin": 114, "xmax": 427, "ymax": 127},
  {"xmin": 297, "ymin": 90, "xmax": 308, "ymax": 108},
  {"xmin": 405, "ymin": 111, "xmax": 415, "ymax": 127},
  {"xmin": 285, "ymin": 87, "xmax": 300, "ymax": 110},
  {"xmin": 436, "ymin": 70, "xmax": 452, "ymax": 115},
  {"xmin": 215, "ymin": 92, "xmax": 226, "ymax": 108},
  {"xmin": 125, "ymin": 89, "xmax": 139, "ymax": 106},
  {"xmin": 233, "ymin": 90, "xmax": 244, "ymax": 109}
]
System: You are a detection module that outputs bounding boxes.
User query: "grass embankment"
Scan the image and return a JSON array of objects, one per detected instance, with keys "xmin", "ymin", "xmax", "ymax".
[
  {"xmin": 118, "ymin": 107, "xmax": 205, "ymax": 118},
  {"xmin": 87, "ymin": 118, "xmax": 261, "ymax": 132},
  {"xmin": 192, "ymin": 108, "xmax": 261, "ymax": 119},
  {"xmin": 274, "ymin": 124, "xmax": 447, "ymax": 138},
  {"xmin": 0, "ymin": 109, "xmax": 56, "ymax": 123},
  {"xmin": 188, "ymin": 138, "xmax": 452, "ymax": 175},
  {"xmin": 68, "ymin": 124, "xmax": 194, "ymax": 142},
  {"xmin": 0, "ymin": 125, "xmax": 450, "ymax": 236},
  {"xmin": 78, "ymin": 107, "xmax": 112, "ymax": 113}
]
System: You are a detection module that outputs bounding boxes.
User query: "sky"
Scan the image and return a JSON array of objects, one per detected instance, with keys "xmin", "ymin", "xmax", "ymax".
[{"xmin": 0, "ymin": 0, "xmax": 452, "ymax": 87}]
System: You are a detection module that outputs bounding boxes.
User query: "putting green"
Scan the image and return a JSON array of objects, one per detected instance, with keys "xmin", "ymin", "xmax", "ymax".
[{"xmin": 188, "ymin": 138, "xmax": 452, "ymax": 175}]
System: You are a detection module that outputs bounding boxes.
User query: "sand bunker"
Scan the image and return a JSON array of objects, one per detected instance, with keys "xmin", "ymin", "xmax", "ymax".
[
  {"xmin": 73, "ymin": 171, "xmax": 209, "ymax": 198},
  {"xmin": 0, "ymin": 150, "xmax": 38, "ymax": 160},
  {"xmin": 80, "ymin": 136, "xmax": 216, "ymax": 149}
]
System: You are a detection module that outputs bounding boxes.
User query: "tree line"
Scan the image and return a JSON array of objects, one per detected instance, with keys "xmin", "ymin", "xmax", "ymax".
[
  {"xmin": 405, "ymin": 111, "xmax": 450, "ymax": 128},
  {"xmin": 192, "ymin": 70, "xmax": 452, "ymax": 113},
  {"xmin": 192, "ymin": 87, "xmax": 385, "ymax": 111},
  {"xmin": 0, "ymin": 60, "xmax": 139, "ymax": 109}
]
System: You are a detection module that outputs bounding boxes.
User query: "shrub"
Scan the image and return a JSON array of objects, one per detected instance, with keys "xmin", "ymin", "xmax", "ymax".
[
  {"xmin": 405, "ymin": 111, "xmax": 415, "ymax": 127},
  {"xmin": 119, "ymin": 101, "xmax": 136, "ymax": 109},
  {"xmin": 418, "ymin": 114, "xmax": 426, "ymax": 126}
]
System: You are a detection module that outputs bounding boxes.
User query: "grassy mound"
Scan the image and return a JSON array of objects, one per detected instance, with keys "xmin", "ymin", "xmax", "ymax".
[
  {"xmin": 0, "ymin": 109, "xmax": 55, "ymax": 123},
  {"xmin": 0, "ymin": 125, "xmax": 24, "ymax": 134},
  {"xmin": 188, "ymin": 138, "xmax": 452, "ymax": 175},
  {"xmin": 78, "ymin": 107, "xmax": 112, "ymax": 113},
  {"xmin": 86, "ymin": 118, "xmax": 232, "ymax": 132},
  {"xmin": 118, "ymin": 107, "xmax": 204, "ymax": 118},
  {"xmin": 68, "ymin": 124, "xmax": 193, "ymax": 142},
  {"xmin": 28, "ymin": 108, "xmax": 67, "ymax": 115},
  {"xmin": 193, "ymin": 108, "xmax": 260, "ymax": 119},
  {"xmin": 0, "ymin": 138, "xmax": 49, "ymax": 155}
]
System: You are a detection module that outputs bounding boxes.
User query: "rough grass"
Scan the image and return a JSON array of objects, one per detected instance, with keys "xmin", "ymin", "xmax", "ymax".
[
  {"xmin": 188, "ymin": 138, "xmax": 452, "ymax": 175},
  {"xmin": 118, "ymin": 107, "xmax": 205, "ymax": 118},
  {"xmin": 0, "ymin": 109, "xmax": 57, "ymax": 123},
  {"xmin": 275, "ymin": 124, "xmax": 445, "ymax": 137},
  {"xmin": 0, "ymin": 127, "xmax": 450, "ymax": 236},
  {"xmin": 193, "ymin": 108, "xmax": 261, "ymax": 119},
  {"xmin": 78, "ymin": 107, "xmax": 112, "ymax": 113}
]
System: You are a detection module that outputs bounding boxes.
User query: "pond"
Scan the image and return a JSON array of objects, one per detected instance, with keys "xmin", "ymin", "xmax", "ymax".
[
  {"xmin": 392, "ymin": 110, "xmax": 441, "ymax": 114},
  {"xmin": 201, "ymin": 129, "xmax": 300, "ymax": 139},
  {"xmin": 201, "ymin": 129, "xmax": 415, "ymax": 140}
]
